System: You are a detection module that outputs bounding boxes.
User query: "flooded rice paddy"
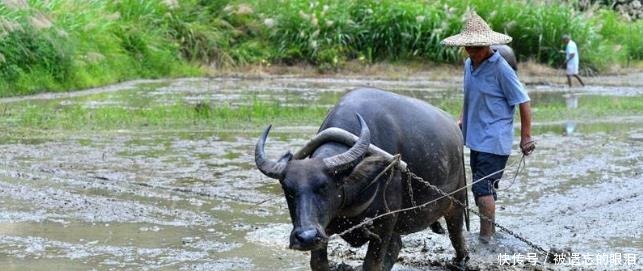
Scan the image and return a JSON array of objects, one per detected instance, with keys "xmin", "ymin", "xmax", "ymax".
[{"xmin": 0, "ymin": 74, "xmax": 642, "ymax": 270}]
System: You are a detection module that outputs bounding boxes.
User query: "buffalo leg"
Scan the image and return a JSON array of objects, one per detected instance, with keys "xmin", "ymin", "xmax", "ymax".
[
  {"xmin": 444, "ymin": 205, "xmax": 469, "ymax": 266},
  {"xmin": 382, "ymin": 233, "xmax": 402, "ymax": 270},
  {"xmin": 310, "ymin": 244, "xmax": 329, "ymax": 271},
  {"xmin": 363, "ymin": 217, "xmax": 397, "ymax": 271}
]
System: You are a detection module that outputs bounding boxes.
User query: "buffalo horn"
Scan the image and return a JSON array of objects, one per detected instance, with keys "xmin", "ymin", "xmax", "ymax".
[
  {"xmin": 255, "ymin": 125, "xmax": 288, "ymax": 179},
  {"xmin": 321, "ymin": 114, "xmax": 371, "ymax": 174},
  {"xmin": 294, "ymin": 127, "xmax": 407, "ymax": 170}
]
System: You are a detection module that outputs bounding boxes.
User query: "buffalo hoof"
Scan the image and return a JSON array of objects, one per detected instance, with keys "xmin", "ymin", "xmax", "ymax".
[
  {"xmin": 446, "ymin": 256, "xmax": 469, "ymax": 271},
  {"xmin": 430, "ymin": 221, "xmax": 446, "ymax": 235}
]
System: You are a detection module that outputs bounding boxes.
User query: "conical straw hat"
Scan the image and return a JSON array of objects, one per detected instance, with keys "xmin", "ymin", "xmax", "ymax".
[{"xmin": 441, "ymin": 11, "xmax": 512, "ymax": 46}]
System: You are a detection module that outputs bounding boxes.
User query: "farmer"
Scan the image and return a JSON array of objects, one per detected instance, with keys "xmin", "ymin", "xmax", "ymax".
[
  {"xmin": 562, "ymin": 34, "xmax": 585, "ymax": 87},
  {"xmin": 441, "ymin": 11, "xmax": 535, "ymax": 244}
]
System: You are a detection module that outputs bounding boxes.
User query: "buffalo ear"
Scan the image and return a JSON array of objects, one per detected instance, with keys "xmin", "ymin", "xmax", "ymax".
[
  {"xmin": 271, "ymin": 151, "xmax": 293, "ymax": 182},
  {"xmin": 342, "ymin": 155, "xmax": 391, "ymax": 185},
  {"xmin": 278, "ymin": 151, "xmax": 293, "ymax": 163}
]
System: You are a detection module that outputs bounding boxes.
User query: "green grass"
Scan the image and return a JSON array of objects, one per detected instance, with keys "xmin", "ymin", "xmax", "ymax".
[
  {"xmin": 533, "ymin": 120, "xmax": 641, "ymax": 136},
  {"xmin": 0, "ymin": 0, "xmax": 641, "ymax": 97},
  {"xmin": 0, "ymin": 98, "xmax": 330, "ymax": 130},
  {"xmin": 1, "ymin": 87, "xmax": 642, "ymax": 132},
  {"xmin": 532, "ymin": 95, "xmax": 643, "ymax": 122}
]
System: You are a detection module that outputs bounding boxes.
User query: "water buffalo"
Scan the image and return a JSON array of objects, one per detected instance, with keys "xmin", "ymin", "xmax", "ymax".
[
  {"xmin": 255, "ymin": 88, "xmax": 468, "ymax": 270},
  {"xmin": 492, "ymin": 44, "xmax": 518, "ymax": 71}
]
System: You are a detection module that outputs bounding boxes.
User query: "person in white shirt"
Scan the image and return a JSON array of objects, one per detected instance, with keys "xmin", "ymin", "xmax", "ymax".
[{"xmin": 562, "ymin": 35, "xmax": 585, "ymax": 87}]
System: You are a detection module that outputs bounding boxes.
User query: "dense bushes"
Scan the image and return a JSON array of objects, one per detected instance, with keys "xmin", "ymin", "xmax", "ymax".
[
  {"xmin": 0, "ymin": 0, "xmax": 641, "ymax": 96},
  {"xmin": 257, "ymin": 0, "xmax": 642, "ymax": 72},
  {"xmin": 0, "ymin": 0, "xmax": 202, "ymax": 96},
  {"xmin": 263, "ymin": 0, "xmax": 462, "ymax": 65}
]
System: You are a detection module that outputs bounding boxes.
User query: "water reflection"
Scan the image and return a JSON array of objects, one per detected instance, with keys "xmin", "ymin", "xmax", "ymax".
[
  {"xmin": 563, "ymin": 94, "xmax": 579, "ymax": 135},
  {"xmin": 565, "ymin": 93, "xmax": 578, "ymax": 109},
  {"xmin": 564, "ymin": 120, "xmax": 577, "ymax": 136}
]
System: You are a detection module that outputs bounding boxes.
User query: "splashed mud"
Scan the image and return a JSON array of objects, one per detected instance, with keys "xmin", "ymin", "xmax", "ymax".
[{"xmin": 0, "ymin": 74, "xmax": 641, "ymax": 270}]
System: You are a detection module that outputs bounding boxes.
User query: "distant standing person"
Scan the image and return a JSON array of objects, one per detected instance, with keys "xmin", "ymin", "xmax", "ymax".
[{"xmin": 562, "ymin": 35, "xmax": 585, "ymax": 87}]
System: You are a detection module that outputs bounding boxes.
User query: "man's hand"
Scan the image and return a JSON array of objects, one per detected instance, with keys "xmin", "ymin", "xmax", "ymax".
[{"xmin": 520, "ymin": 136, "xmax": 535, "ymax": 156}]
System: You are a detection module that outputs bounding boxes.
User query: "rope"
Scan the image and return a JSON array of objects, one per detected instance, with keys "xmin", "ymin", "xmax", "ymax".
[
  {"xmin": 469, "ymin": 208, "xmax": 549, "ymax": 255},
  {"xmin": 408, "ymin": 167, "xmax": 550, "ymax": 256},
  {"xmin": 331, "ymin": 153, "xmax": 552, "ymax": 258},
  {"xmin": 333, "ymin": 156, "xmax": 517, "ymax": 237},
  {"xmin": 357, "ymin": 154, "xmax": 401, "ymax": 195},
  {"xmin": 495, "ymin": 154, "xmax": 526, "ymax": 191}
]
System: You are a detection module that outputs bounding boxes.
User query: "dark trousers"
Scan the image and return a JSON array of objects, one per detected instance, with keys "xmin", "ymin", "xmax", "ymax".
[{"xmin": 470, "ymin": 150, "xmax": 509, "ymax": 201}]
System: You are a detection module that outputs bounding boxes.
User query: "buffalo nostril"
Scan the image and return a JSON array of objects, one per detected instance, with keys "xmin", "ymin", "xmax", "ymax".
[{"xmin": 295, "ymin": 229, "xmax": 318, "ymax": 244}]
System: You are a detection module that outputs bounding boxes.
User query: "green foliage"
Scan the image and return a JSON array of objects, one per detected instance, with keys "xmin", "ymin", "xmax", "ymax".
[
  {"xmin": 0, "ymin": 0, "xmax": 200, "ymax": 96},
  {"xmin": 3, "ymin": 88, "xmax": 642, "ymax": 132},
  {"xmin": 255, "ymin": 0, "xmax": 640, "ymax": 70},
  {"xmin": 257, "ymin": 0, "xmax": 462, "ymax": 66},
  {"xmin": 349, "ymin": 0, "xmax": 459, "ymax": 62},
  {"xmin": 430, "ymin": 0, "xmax": 639, "ymax": 72},
  {"xmin": 0, "ymin": 0, "xmax": 640, "ymax": 97},
  {"xmin": 593, "ymin": 9, "xmax": 643, "ymax": 64},
  {"xmin": 532, "ymin": 94, "xmax": 643, "ymax": 122},
  {"xmin": 259, "ymin": 0, "xmax": 352, "ymax": 67},
  {"xmin": 0, "ymin": 6, "xmax": 73, "ymax": 95}
]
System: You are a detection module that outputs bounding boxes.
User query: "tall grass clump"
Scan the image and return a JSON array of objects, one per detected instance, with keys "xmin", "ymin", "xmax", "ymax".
[
  {"xmin": 0, "ymin": 0, "xmax": 283, "ymax": 97},
  {"xmin": 0, "ymin": 3, "xmax": 73, "ymax": 95},
  {"xmin": 162, "ymin": 1, "xmax": 272, "ymax": 66},
  {"xmin": 593, "ymin": 9, "xmax": 643, "ymax": 64},
  {"xmin": 104, "ymin": 0, "xmax": 186, "ymax": 76},
  {"xmin": 349, "ymin": 0, "xmax": 461, "ymax": 63},
  {"xmin": 256, "ymin": 0, "xmax": 464, "ymax": 66},
  {"xmin": 0, "ymin": 0, "xmax": 201, "ymax": 96},
  {"xmin": 254, "ymin": 0, "xmax": 640, "ymax": 71},
  {"xmin": 254, "ymin": 0, "xmax": 357, "ymax": 68}
]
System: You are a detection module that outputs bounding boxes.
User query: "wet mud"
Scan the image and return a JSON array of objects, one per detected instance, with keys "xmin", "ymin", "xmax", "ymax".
[{"xmin": 0, "ymin": 74, "xmax": 642, "ymax": 270}]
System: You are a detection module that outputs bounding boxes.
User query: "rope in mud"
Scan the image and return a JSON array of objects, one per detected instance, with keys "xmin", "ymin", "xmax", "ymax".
[
  {"xmin": 468, "ymin": 209, "xmax": 549, "ymax": 255},
  {"xmin": 332, "ymin": 154, "xmax": 552, "ymax": 258}
]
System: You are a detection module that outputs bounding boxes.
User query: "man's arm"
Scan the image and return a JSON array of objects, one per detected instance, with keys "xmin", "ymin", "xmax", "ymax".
[
  {"xmin": 519, "ymin": 102, "xmax": 535, "ymax": 155},
  {"xmin": 564, "ymin": 52, "xmax": 576, "ymax": 65}
]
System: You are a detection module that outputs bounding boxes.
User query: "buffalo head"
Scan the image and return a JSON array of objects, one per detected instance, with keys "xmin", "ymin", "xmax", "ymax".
[{"xmin": 255, "ymin": 114, "xmax": 372, "ymax": 250}]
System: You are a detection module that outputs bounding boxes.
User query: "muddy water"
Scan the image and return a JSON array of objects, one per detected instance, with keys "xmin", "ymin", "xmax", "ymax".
[{"xmin": 0, "ymin": 75, "xmax": 642, "ymax": 270}]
